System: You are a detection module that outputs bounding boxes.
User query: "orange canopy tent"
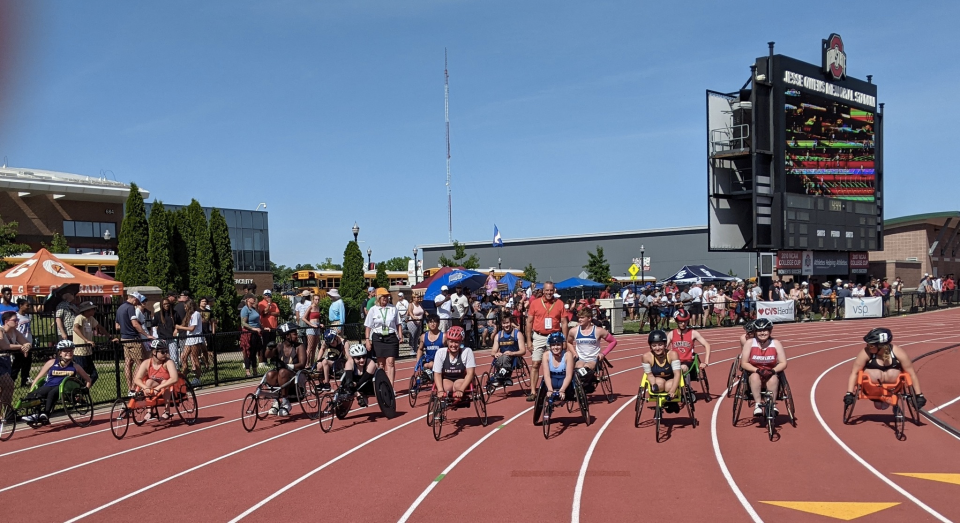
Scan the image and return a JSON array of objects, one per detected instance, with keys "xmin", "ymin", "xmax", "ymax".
[{"xmin": 0, "ymin": 249, "xmax": 125, "ymax": 296}]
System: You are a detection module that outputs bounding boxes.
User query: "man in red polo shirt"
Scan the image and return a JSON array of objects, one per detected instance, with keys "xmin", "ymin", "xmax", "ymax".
[
  {"xmin": 525, "ymin": 281, "xmax": 566, "ymax": 401},
  {"xmin": 258, "ymin": 290, "xmax": 281, "ymax": 346}
]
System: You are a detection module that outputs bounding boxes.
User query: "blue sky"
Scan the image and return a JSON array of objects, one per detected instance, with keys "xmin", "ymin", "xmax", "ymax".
[{"xmin": 1, "ymin": 1, "xmax": 957, "ymax": 266}]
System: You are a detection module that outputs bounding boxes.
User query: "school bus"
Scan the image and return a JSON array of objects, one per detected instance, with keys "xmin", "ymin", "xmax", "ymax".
[
  {"xmin": 3, "ymin": 253, "xmax": 118, "ymax": 278},
  {"xmin": 291, "ymin": 270, "xmax": 410, "ymax": 296}
]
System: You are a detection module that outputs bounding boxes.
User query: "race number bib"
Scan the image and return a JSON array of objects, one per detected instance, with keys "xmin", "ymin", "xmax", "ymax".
[{"xmin": 544, "ymin": 318, "xmax": 552, "ymax": 330}]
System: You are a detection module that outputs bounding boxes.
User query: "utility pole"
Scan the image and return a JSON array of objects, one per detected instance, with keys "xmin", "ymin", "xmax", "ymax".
[{"xmin": 445, "ymin": 48, "xmax": 453, "ymax": 243}]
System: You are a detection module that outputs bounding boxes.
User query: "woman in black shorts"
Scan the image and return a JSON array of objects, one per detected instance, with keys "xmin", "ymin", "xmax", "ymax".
[{"xmin": 364, "ymin": 288, "xmax": 403, "ymax": 385}]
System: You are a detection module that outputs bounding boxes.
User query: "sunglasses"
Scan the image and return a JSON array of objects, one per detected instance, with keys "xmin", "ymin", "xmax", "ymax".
[{"xmin": 155, "ymin": 349, "xmax": 170, "ymax": 354}]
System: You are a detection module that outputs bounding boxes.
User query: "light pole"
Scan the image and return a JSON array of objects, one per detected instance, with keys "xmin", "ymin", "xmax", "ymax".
[
  {"xmin": 640, "ymin": 244, "xmax": 645, "ymax": 288},
  {"xmin": 352, "ymin": 222, "xmax": 360, "ymax": 243},
  {"xmin": 412, "ymin": 247, "xmax": 419, "ymax": 284},
  {"xmin": 367, "ymin": 248, "xmax": 372, "ymax": 271},
  {"xmin": 498, "ymin": 257, "xmax": 502, "ymax": 270}
]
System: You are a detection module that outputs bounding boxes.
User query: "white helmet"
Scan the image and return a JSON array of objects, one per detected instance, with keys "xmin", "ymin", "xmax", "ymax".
[{"xmin": 348, "ymin": 343, "xmax": 368, "ymax": 358}]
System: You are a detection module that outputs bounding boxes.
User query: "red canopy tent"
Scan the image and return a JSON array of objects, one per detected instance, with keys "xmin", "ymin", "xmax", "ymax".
[{"xmin": 0, "ymin": 249, "xmax": 125, "ymax": 296}]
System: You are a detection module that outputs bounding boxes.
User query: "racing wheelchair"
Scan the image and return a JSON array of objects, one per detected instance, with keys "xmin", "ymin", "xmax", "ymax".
[
  {"xmin": 634, "ymin": 372, "xmax": 697, "ymax": 442},
  {"xmin": 532, "ymin": 374, "xmax": 590, "ymax": 439},
  {"xmin": 408, "ymin": 353, "xmax": 434, "ymax": 408},
  {"xmin": 318, "ymin": 367, "xmax": 397, "ymax": 433},
  {"xmin": 683, "ymin": 353, "xmax": 710, "ymax": 403},
  {"xmin": 480, "ymin": 354, "xmax": 531, "ymax": 400},
  {"xmin": 241, "ymin": 367, "xmax": 322, "ymax": 432},
  {"xmin": 111, "ymin": 377, "xmax": 198, "ymax": 439},
  {"xmin": 13, "ymin": 375, "xmax": 94, "ymax": 431},
  {"xmin": 426, "ymin": 375, "xmax": 488, "ymax": 441},
  {"xmin": 843, "ymin": 370, "xmax": 919, "ymax": 441},
  {"xmin": 575, "ymin": 357, "xmax": 615, "ymax": 404},
  {"xmin": 730, "ymin": 369, "xmax": 796, "ymax": 441}
]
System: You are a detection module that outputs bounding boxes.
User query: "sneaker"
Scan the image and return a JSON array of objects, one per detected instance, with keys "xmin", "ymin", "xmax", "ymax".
[
  {"xmin": 278, "ymin": 408, "xmax": 290, "ymax": 417},
  {"xmin": 268, "ymin": 400, "xmax": 279, "ymax": 416},
  {"xmin": 128, "ymin": 390, "xmax": 137, "ymax": 397},
  {"xmin": 526, "ymin": 394, "xmax": 537, "ymax": 402},
  {"xmin": 190, "ymin": 378, "xmax": 201, "ymax": 387},
  {"xmin": 22, "ymin": 414, "xmax": 38, "ymax": 423},
  {"xmin": 357, "ymin": 395, "xmax": 368, "ymax": 408},
  {"xmin": 753, "ymin": 404, "xmax": 763, "ymax": 417},
  {"xmin": 489, "ymin": 379, "xmax": 500, "ymax": 388},
  {"xmin": 321, "ymin": 382, "xmax": 331, "ymax": 392},
  {"xmin": 504, "ymin": 378, "xmax": 514, "ymax": 387}
]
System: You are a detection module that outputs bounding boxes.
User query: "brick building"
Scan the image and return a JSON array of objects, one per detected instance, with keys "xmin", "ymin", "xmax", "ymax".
[{"xmin": 868, "ymin": 211, "xmax": 960, "ymax": 287}]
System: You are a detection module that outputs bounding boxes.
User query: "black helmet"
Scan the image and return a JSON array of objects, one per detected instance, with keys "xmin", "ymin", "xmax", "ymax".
[
  {"xmin": 863, "ymin": 327, "xmax": 892, "ymax": 345},
  {"xmin": 753, "ymin": 318, "xmax": 773, "ymax": 332},
  {"xmin": 149, "ymin": 339, "xmax": 169, "ymax": 351},
  {"xmin": 743, "ymin": 320, "xmax": 756, "ymax": 334},
  {"xmin": 648, "ymin": 330, "xmax": 668, "ymax": 344},
  {"xmin": 278, "ymin": 322, "xmax": 298, "ymax": 335}
]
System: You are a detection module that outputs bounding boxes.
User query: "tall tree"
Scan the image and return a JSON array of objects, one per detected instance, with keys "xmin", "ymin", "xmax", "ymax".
[
  {"xmin": 271, "ymin": 261, "xmax": 294, "ymax": 287},
  {"xmin": 116, "ymin": 183, "xmax": 149, "ymax": 286},
  {"xmin": 316, "ymin": 258, "xmax": 342, "ymax": 270},
  {"xmin": 42, "ymin": 233, "xmax": 69, "ymax": 254},
  {"xmin": 381, "ymin": 256, "xmax": 411, "ymax": 272},
  {"xmin": 169, "ymin": 207, "xmax": 191, "ymax": 292},
  {"xmin": 583, "ymin": 246, "xmax": 611, "ymax": 283},
  {"xmin": 209, "ymin": 208, "xmax": 238, "ymax": 331},
  {"xmin": 374, "ymin": 263, "xmax": 389, "ymax": 289},
  {"xmin": 186, "ymin": 200, "xmax": 215, "ymax": 299},
  {"xmin": 341, "ymin": 241, "xmax": 365, "ymax": 325},
  {"xmin": 437, "ymin": 240, "xmax": 480, "ymax": 269},
  {"xmin": 0, "ymin": 217, "xmax": 29, "ymax": 270},
  {"xmin": 147, "ymin": 200, "xmax": 174, "ymax": 291},
  {"xmin": 522, "ymin": 263, "xmax": 538, "ymax": 284}
]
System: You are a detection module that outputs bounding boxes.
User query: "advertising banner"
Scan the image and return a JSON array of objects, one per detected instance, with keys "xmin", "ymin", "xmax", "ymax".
[
  {"xmin": 777, "ymin": 251, "xmax": 803, "ymax": 275},
  {"xmin": 849, "ymin": 252, "xmax": 869, "ymax": 274},
  {"xmin": 844, "ymin": 296, "xmax": 883, "ymax": 318},
  {"xmin": 756, "ymin": 300, "xmax": 796, "ymax": 323},
  {"xmin": 811, "ymin": 252, "xmax": 849, "ymax": 275}
]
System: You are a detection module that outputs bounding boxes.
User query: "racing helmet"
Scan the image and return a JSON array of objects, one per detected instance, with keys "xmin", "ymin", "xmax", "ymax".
[
  {"xmin": 446, "ymin": 326, "xmax": 464, "ymax": 343},
  {"xmin": 648, "ymin": 329, "xmax": 668, "ymax": 345},
  {"xmin": 743, "ymin": 320, "xmax": 756, "ymax": 334},
  {"xmin": 278, "ymin": 322, "xmax": 298, "ymax": 335},
  {"xmin": 348, "ymin": 343, "xmax": 368, "ymax": 358},
  {"xmin": 56, "ymin": 339, "xmax": 75, "ymax": 352},
  {"xmin": 547, "ymin": 332, "xmax": 565, "ymax": 346},
  {"xmin": 674, "ymin": 309, "xmax": 691, "ymax": 323},
  {"xmin": 324, "ymin": 330, "xmax": 339, "ymax": 344},
  {"xmin": 753, "ymin": 318, "xmax": 774, "ymax": 332},
  {"xmin": 149, "ymin": 339, "xmax": 169, "ymax": 351},
  {"xmin": 863, "ymin": 327, "xmax": 893, "ymax": 345}
]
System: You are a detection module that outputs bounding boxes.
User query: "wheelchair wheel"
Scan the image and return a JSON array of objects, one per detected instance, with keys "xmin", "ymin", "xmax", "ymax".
[
  {"xmin": 766, "ymin": 399, "xmax": 776, "ymax": 441},
  {"xmin": 473, "ymin": 389, "xmax": 488, "ymax": 427},
  {"xmin": 481, "ymin": 371, "xmax": 495, "ymax": 401},
  {"xmin": 532, "ymin": 381, "xmax": 546, "ymax": 426},
  {"xmin": 335, "ymin": 394, "xmax": 354, "ymax": 420},
  {"xmin": 731, "ymin": 375, "xmax": 745, "ymax": 426},
  {"xmin": 893, "ymin": 403, "xmax": 906, "ymax": 441},
  {"xmin": 426, "ymin": 394, "xmax": 438, "ymax": 427},
  {"xmin": 0, "ymin": 401, "xmax": 16, "ymax": 441},
  {"xmin": 110, "ymin": 398, "xmax": 130, "ymax": 440},
  {"xmin": 843, "ymin": 385, "xmax": 859, "ymax": 424},
  {"xmin": 132, "ymin": 400, "xmax": 150, "ymax": 426},
  {"xmin": 297, "ymin": 379, "xmax": 321, "ymax": 420},
  {"xmin": 62, "ymin": 383, "xmax": 94, "ymax": 428},
  {"xmin": 318, "ymin": 393, "xmax": 336, "ymax": 433},
  {"xmin": 778, "ymin": 373, "xmax": 796, "ymax": 428},
  {"xmin": 698, "ymin": 367, "xmax": 711, "ymax": 403},
  {"xmin": 175, "ymin": 382, "xmax": 199, "ymax": 425},
  {"xmin": 654, "ymin": 403, "xmax": 663, "ymax": 443},
  {"xmin": 726, "ymin": 358, "xmax": 739, "ymax": 398},
  {"xmin": 241, "ymin": 393, "xmax": 259, "ymax": 432},
  {"xmin": 255, "ymin": 394, "xmax": 272, "ymax": 420},
  {"xmin": 374, "ymin": 369, "xmax": 397, "ymax": 419},
  {"xmin": 408, "ymin": 372, "xmax": 421, "ymax": 408},
  {"xmin": 432, "ymin": 398, "xmax": 445, "ymax": 441},
  {"xmin": 634, "ymin": 387, "xmax": 646, "ymax": 428},
  {"xmin": 598, "ymin": 360, "xmax": 614, "ymax": 404},
  {"xmin": 574, "ymin": 378, "xmax": 590, "ymax": 426},
  {"xmin": 903, "ymin": 386, "xmax": 921, "ymax": 426},
  {"xmin": 542, "ymin": 398, "xmax": 554, "ymax": 439},
  {"xmin": 685, "ymin": 388, "xmax": 698, "ymax": 428},
  {"xmin": 517, "ymin": 359, "xmax": 530, "ymax": 395}
]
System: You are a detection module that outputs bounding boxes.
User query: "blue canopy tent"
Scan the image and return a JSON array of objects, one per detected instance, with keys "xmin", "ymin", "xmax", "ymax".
[
  {"xmin": 660, "ymin": 265, "xmax": 738, "ymax": 284},
  {"xmin": 499, "ymin": 272, "xmax": 530, "ymax": 290},
  {"xmin": 423, "ymin": 269, "xmax": 487, "ymax": 302},
  {"xmin": 555, "ymin": 277, "xmax": 605, "ymax": 290}
]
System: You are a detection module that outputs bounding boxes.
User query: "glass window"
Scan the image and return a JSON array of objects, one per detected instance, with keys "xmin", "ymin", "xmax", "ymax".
[
  {"xmin": 243, "ymin": 230, "xmax": 253, "ymax": 250},
  {"xmin": 229, "ymin": 228, "xmax": 239, "ymax": 250},
  {"xmin": 75, "ymin": 221, "xmax": 94, "ymax": 237},
  {"xmin": 261, "ymin": 213, "xmax": 268, "ymax": 230},
  {"xmin": 92, "ymin": 222, "xmax": 101, "ymax": 238},
  {"xmin": 254, "ymin": 251, "xmax": 265, "ymax": 271},
  {"xmin": 241, "ymin": 211, "xmax": 253, "ymax": 228},
  {"xmin": 102, "ymin": 222, "xmax": 117, "ymax": 239},
  {"xmin": 254, "ymin": 231, "xmax": 262, "ymax": 251},
  {"xmin": 243, "ymin": 250, "xmax": 254, "ymax": 271},
  {"xmin": 261, "ymin": 230, "xmax": 269, "ymax": 251},
  {"xmin": 252, "ymin": 212, "xmax": 263, "ymax": 230},
  {"xmin": 63, "ymin": 221, "xmax": 75, "ymax": 236},
  {"xmin": 225, "ymin": 210, "xmax": 236, "ymax": 227}
]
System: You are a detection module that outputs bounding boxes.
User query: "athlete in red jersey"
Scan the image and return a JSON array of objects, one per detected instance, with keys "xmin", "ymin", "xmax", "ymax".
[
  {"xmin": 738, "ymin": 318, "xmax": 786, "ymax": 416},
  {"xmin": 665, "ymin": 309, "xmax": 712, "ymax": 375}
]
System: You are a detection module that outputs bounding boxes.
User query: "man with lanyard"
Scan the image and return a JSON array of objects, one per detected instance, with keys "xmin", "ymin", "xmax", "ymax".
[
  {"xmin": 525, "ymin": 281, "xmax": 566, "ymax": 401},
  {"xmin": 264, "ymin": 322, "xmax": 307, "ymax": 416},
  {"xmin": 665, "ymin": 308, "xmax": 711, "ymax": 399},
  {"xmin": 117, "ymin": 292, "xmax": 153, "ymax": 396},
  {"xmin": 258, "ymin": 290, "xmax": 280, "ymax": 346},
  {"xmin": 434, "ymin": 285, "xmax": 453, "ymax": 332}
]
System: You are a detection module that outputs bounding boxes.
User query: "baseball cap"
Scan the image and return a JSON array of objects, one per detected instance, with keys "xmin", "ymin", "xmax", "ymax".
[
  {"xmin": 397, "ymin": 291, "xmax": 404, "ymax": 297},
  {"xmin": 300, "ymin": 290, "xmax": 312, "ymax": 297},
  {"xmin": 328, "ymin": 289, "xmax": 340, "ymax": 298},
  {"xmin": 375, "ymin": 288, "xmax": 389, "ymax": 297},
  {"xmin": 368, "ymin": 287, "xmax": 375, "ymax": 292},
  {"xmin": 440, "ymin": 285, "xmax": 449, "ymax": 291},
  {"xmin": 263, "ymin": 289, "xmax": 272, "ymax": 295},
  {"xmin": 180, "ymin": 290, "xmax": 191, "ymax": 297}
]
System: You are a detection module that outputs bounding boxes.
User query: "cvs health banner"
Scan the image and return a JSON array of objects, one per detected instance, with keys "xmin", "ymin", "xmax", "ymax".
[
  {"xmin": 756, "ymin": 300, "xmax": 795, "ymax": 323},
  {"xmin": 844, "ymin": 296, "xmax": 883, "ymax": 318}
]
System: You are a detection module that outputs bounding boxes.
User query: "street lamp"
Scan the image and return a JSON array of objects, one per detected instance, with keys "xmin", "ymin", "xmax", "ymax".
[
  {"xmin": 412, "ymin": 247, "xmax": 419, "ymax": 284},
  {"xmin": 103, "ymin": 230, "xmax": 112, "ymax": 241},
  {"xmin": 640, "ymin": 244, "xmax": 645, "ymax": 287},
  {"xmin": 367, "ymin": 248, "xmax": 372, "ymax": 270},
  {"xmin": 352, "ymin": 222, "xmax": 360, "ymax": 243}
]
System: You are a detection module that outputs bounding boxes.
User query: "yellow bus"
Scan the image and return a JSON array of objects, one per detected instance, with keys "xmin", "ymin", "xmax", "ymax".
[
  {"xmin": 3, "ymin": 253, "xmax": 118, "ymax": 278},
  {"xmin": 291, "ymin": 269, "xmax": 410, "ymax": 296}
]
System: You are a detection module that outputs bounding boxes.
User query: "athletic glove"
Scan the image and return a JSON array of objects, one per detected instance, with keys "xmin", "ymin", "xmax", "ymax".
[
  {"xmin": 757, "ymin": 368, "xmax": 775, "ymax": 380},
  {"xmin": 914, "ymin": 394, "xmax": 926, "ymax": 410},
  {"xmin": 843, "ymin": 392, "xmax": 856, "ymax": 406}
]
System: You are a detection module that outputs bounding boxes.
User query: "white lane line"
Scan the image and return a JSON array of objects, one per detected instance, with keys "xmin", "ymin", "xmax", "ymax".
[
  {"xmin": 810, "ymin": 359, "xmax": 951, "ymax": 523},
  {"xmin": 397, "ymin": 407, "xmax": 536, "ymax": 523},
  {"xmin": 928, "ymin": 393, "xmax": 960, "ymax": 414},
  {"xmin": 711, "ymin": 380, "xmax": 764, "ymax": 523},
  {"xmin": 571, "ymin": 396, "xmax": 634, "ymax": 523},
  {"xmin": 65, "ymin": 393, "xmax": 411, "ymax": 522},
  {"xmin": 0, "ymin": 396, "xmax": 246, "ymax": 460}
]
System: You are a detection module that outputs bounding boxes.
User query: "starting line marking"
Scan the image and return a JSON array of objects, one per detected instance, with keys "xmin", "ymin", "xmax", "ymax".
[
  {"xmin": 758, "ymin": 501, "xmax": 899, "ymax": 521},
  {"xmin": 893, "ymin": 473, "xmax": 960, "ymax": 486},
  {"xmin": 928, "ymin": 393, "xmax": 960, "ymax": 414}
]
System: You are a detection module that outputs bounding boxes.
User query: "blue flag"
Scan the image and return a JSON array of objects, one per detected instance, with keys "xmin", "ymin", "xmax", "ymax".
[{"xmin": 492, "ymin": 225, "xmax": 503, "ymax": 247}]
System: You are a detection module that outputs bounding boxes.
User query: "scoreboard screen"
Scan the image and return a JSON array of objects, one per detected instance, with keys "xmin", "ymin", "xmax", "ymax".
[{"xmin": 784, "ymin": 88, "xmax": 875, "ymax": 202}]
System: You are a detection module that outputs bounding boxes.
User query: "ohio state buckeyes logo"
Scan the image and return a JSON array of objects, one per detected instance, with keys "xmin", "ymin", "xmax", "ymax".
[{"xmin": 822, "ymin": 33, "xmax": 846, "ymax": 80}]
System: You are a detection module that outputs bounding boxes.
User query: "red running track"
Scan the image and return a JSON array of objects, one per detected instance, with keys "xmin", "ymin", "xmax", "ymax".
[{"xmin": 3, "ymin": 310, "xmax": 960, "ymax": 522}]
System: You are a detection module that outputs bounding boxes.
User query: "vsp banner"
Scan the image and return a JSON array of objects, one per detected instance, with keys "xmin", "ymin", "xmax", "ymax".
[
  {"xmin": 845, "ymin": 296, "xmax": 883, "ymax": 319},
  {"xmin": 756, "ymin": 300, "xmax": 795, "ymax": 323}
]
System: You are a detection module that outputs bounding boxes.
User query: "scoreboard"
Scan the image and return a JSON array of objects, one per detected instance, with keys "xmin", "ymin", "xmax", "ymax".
[{"xmin": 707, "ymin": 35, "xmax": 883, "ymax": 253}]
